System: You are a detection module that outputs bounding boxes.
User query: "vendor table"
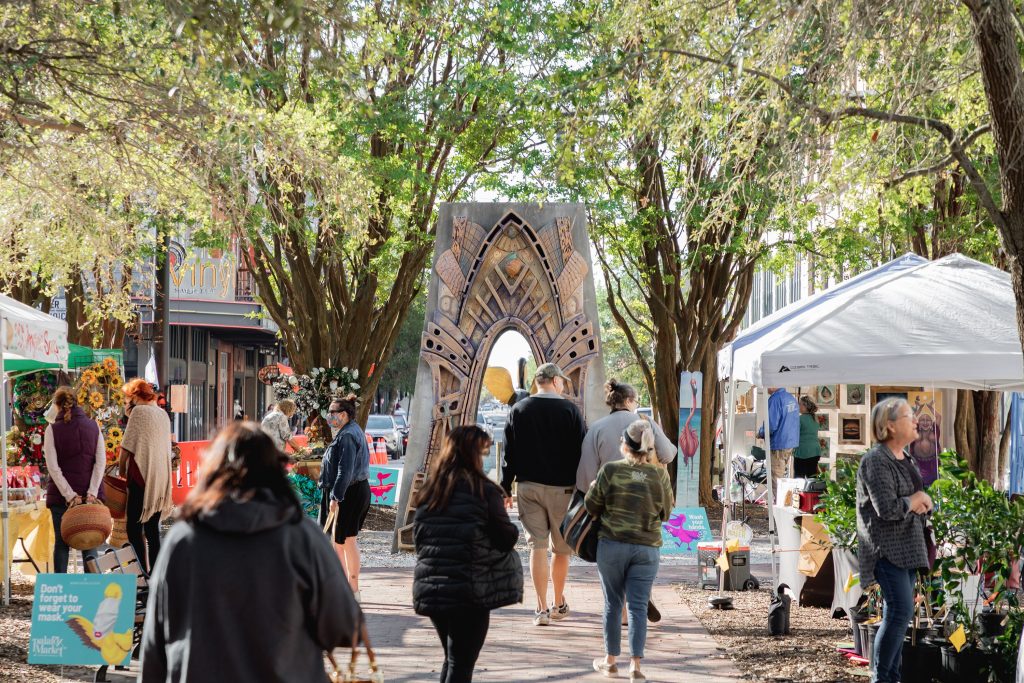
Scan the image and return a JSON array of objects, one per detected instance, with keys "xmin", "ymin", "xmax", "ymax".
[{"xmin": 2, "ymin": 500, "xmax": 54, "ymax": 576}]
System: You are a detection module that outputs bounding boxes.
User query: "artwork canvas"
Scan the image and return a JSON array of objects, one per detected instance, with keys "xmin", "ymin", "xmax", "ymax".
[
  {"xmin": 838, "ymin": 413, "xmax": 865, "ymax": 445},
  {"xmin": 816, "ymin": 385, "xmax": 838, "ymax": 408},
  {"xmin": 660, "ymin": 507, "xmax": 713, "ymax": 556},
  {"xmin": 29, "ymin": 575, "xmax": 137, "ymax": 666},
  {"xmin": 818, "ymin": 435, "xmax": 831, "ymax": 454},
  {"xmin": 815, "ymin": 413, "xmax": 829, "ymax": 431},
  {"xmin": 846, "ymin": 384, "xmax": 866, "ymax": 406},
  {"xmin": 908, "ymin": 391, "xmax": 942, "ymax": 487},
  {"xmin": 368, "ymin": 465, "xmax": 402, "ymax": 506},
  {"xmin": 676, "ymin": 371, "xmax": 702, "ymax": 508}
]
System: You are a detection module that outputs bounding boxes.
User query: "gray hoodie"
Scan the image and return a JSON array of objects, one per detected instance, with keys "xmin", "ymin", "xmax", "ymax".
[
  {"xmin": 576, "ymin": 410, "xmax": 677, "ymax": 492},
  {"xmin": 139, "ymin": 490, "xmax": 362, "ymax": 682}
]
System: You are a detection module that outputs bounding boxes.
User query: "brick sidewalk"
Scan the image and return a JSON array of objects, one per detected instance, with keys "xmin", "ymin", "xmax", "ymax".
[{"xmin": 347, "ymin": 563, "xmax": 741, "ymax": 683}]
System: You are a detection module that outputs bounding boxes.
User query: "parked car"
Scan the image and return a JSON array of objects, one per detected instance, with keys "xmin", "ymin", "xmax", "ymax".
[
  {"xmin": 393, "ymin": 413, "xmax": 410, "ymax": 452},
  {"xmin": 476, "ymin": 411, "xmax": 494, "ymax": 440},
  {"xmin": 483, "ymin": 411, "xmax": 508, "ymax": 445},
  {"xmin": 366, "ymin": 414, "xmax": 403, "ymax": 458}
]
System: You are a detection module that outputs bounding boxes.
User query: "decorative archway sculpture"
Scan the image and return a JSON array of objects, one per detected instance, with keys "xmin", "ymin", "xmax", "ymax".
[{"xmin": 394, "ymin": 203, "xmax": 606, "ymax": 549}]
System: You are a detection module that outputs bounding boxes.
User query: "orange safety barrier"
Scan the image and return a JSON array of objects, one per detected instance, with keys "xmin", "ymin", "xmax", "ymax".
[
  {"xmin": 370, "ymin": 438, "xmax": 388, "ymax": 465},
  {"xmin": 171, "ymin": 435, "xmax": 310, "ymax": 505}
]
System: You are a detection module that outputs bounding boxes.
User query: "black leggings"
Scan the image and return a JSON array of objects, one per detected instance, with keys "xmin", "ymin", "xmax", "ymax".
[
  {"xmin": 793, "ymin": 457, "xmax": 821, "ymax": 478},
  {"xmin": 429, "ymin": 609, "xmax": 490, "ymax": 683},
  {"xmin": 126, "ymin": 479, "xmax": 162, "ymax": 572}
]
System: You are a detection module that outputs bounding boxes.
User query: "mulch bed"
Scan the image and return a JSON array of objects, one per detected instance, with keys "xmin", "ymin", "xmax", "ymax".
[
  {"xmin": 363, "ymin": 505, "xmax": 397, "ymax": 532},
  {"xmin": 676, "ymin": 583, "xmax": 866, "ymax": 682}
]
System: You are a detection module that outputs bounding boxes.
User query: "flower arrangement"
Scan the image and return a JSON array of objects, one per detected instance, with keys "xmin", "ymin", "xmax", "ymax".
[
  {"xmin": 73, "ymin": 356, "xmax": 126, "ymax": 465},
  {"xmin": 6, "ymin": 424, "xmax": 46, "ymax": 468},
  {"xmin": 271, "ymin": 366, "xmax": 361, "ymax": 420}
]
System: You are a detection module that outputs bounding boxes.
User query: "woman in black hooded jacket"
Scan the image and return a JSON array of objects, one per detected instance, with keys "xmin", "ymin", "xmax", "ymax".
[{"xmin": 413, "ymin": 425, "xmax": 523, "ymax": 683}]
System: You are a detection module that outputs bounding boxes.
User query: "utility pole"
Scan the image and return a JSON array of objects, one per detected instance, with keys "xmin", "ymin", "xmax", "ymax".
[{"xmin": 153, "ymin": 225, "xmax": 171, "ymax": 390}]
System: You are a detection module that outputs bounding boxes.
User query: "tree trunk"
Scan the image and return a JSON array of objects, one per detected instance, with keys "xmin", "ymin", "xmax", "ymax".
[{"xmin": 976, "ymin": 391, "xmax": 1002, "ymax": 483}]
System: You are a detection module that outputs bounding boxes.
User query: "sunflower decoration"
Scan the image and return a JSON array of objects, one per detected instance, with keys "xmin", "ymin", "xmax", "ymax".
[
  {"xmin": 89, "ymin": 391, "xmax": 104, "ymax": 409},
  {"xmin": 111, "ymin": 391, "xmax": 124, "ymax": 406},
  {"xmin": 80, "ymin": 370, "xmax": 98, "ymax": 386},
  {"xmin": 110, "ymin": 374, "xmax": 123, "ymax": 389},
  {"xmin": 102, "ymin": 356, "xmax": 118, "ymax": 373}
]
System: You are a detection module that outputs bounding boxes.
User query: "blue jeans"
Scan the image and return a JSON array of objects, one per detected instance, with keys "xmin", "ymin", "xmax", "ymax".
[
  {"xmin": 873, "ymin": 557, "xmax": 915, "ymax": 683},
  {"xmin": 596, "ymin": 538, "xmax": 660, "ymax": 659},
  {"xmin": 50, "ymin": 504, "xmax": 99, "ymax": 573}
]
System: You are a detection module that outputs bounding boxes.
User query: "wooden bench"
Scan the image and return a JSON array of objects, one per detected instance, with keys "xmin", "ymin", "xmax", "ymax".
[{"xmin": 85, "ymin": 544, "xmax": 150, "ymax": 683}]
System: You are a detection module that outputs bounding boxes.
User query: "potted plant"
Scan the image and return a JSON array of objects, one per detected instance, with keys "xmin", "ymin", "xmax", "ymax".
[
  {"xmin": 815, "ymin": 459, "xmax": 864, "ymax": 649},
  {"xmin": 930, "ymin": 452, "xmax": 1024, "ymax": 681}
]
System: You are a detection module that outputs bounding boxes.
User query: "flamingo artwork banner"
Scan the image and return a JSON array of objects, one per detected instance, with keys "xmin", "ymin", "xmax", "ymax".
[
  {"xmin": 368, "ymin": 465, "xmax": 401, "ymax": 506},
  {"xmin": 660, "ymin": 507, "xmax": 713, "ymax": 556},
  {"xmin": 676, "ymin": 371, "xmax": 702, "ymax": 508}
]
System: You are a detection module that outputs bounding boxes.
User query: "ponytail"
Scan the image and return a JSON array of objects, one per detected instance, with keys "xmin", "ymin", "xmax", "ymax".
[{"xmin": 622, "ymin": 419, "xmax": 656, "ymax": 465}]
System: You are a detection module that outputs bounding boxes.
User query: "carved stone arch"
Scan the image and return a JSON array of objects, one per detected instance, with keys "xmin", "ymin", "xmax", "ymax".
[{"xmin": 395, "ymin": 203, "xmax": 605, "ymax": 549}]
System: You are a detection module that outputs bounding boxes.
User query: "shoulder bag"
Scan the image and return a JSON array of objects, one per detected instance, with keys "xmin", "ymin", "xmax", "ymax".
[{"xmin": 559, "ymin": 489, "xmax": 600, "ymax": 563}]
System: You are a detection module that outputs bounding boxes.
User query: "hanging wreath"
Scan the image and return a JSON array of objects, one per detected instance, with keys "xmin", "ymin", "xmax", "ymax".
[
  {"xmin": 13, "ymin": 373, "xmax": 58, "ymax": 427},
  {"xmin": 271, "ymin": 366, "xmax": 361, "ymax": 420},
  {"xmin": 6, "ymin": 424, "xmax": 46, "ymax": 468}
]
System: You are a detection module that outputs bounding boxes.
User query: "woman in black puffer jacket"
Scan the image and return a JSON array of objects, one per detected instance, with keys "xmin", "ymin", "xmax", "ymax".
[{"xmin": 413, "ymin": 425, "xmax": 523, "ymax": 683}]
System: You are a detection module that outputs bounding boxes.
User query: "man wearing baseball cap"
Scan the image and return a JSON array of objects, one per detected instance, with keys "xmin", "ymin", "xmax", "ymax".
[{"xmin": 501, "ymin": 362, "xmax": 587, "ymax": 626}]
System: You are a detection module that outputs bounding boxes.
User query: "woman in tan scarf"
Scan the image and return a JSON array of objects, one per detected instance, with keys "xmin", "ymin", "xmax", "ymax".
[{"xmin": 119, "ymin": 378, "xmax": 174, "ymax": 571}]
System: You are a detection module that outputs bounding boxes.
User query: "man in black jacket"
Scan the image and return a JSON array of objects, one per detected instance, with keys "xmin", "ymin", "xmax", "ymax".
[{"xmin": 501, "ymin": 362, "xmax": 586, "ymax": 626}]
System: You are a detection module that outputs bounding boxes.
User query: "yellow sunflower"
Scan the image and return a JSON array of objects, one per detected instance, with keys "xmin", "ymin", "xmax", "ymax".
[
  {"xmin": 105, "ymin": 438, "xmax": 116, "ymax": 451},
  {"xmin": 109, "ymin": 374, "xmax": 123, "ymax": 388},
  {"xmin": 77, "ymin": 390, "xmax": 89, "ymax": 405},
  {"xmin": 89, "ymin": 391, "xmax": 104, "ymax": 409},
  {"xmin": 111, "ymin": 392, "xmax": 124, "ymax": 406},
  {"xmin": 80, "ymin": 370, "xmax": 97, "ymax": 386},
  {"xmin": 108, "ymin": 427, "xmax": 123, "ymax": 440},
  {"xmin": 102, "ymin": 357, "xmax": 118, "ymax": 373}
]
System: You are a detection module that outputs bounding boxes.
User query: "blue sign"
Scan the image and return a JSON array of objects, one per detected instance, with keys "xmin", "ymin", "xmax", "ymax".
[
  {"xmin": 29, "ymin": 574, "xmax": 137, "ymax": 667},
  {"xmin": 660, "ymin": 507, "xmax": 713, "ymax": 556},
  {"xmin": 368, "ymin": 466, "xmax": 401, "ymax": 506}
]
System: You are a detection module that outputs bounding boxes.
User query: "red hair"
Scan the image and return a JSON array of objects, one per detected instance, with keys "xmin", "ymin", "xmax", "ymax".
[{"xmin": 123, "ymin": 378, "xmax": 157, "ymax": 402}]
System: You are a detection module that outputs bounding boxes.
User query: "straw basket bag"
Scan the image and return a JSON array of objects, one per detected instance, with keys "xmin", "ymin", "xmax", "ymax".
[
  {"xmin": 102, "ymin": 474, "xmax": 128, "ymax": 519},
  {"xmin": 108, "ymin": 517, "xmax": 128, "ymax": 548},
  {"xmin": 61, "ymin": 502, "xmax": 112, "ymax": 550}
]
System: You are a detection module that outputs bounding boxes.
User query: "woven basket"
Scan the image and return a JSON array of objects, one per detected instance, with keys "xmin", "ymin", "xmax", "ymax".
[
  {"xmin": 61, "ymin": 502, "xmax": 112, "ymax": 550},
  {"xmin": 108, "ymin": 517, "xmax": 128, "ymax": 548},
  {"xmin": 102, "ymin": 474, "xmax": 128, "ymax": 519}
]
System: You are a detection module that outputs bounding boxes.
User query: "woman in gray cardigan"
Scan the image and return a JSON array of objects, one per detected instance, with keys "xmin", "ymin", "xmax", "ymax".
[{"xmin": 856, "ymin": 398, "xmax": 933, "ymax": 683}]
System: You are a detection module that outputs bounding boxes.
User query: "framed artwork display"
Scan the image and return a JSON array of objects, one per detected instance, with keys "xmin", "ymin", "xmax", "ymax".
[
  {"xmin": 838, "ymin": 413, "xmax": 865, "ymax": 445},
  {"xmin": 816, "ymin": 385, "xmax": 838, "ymax": 408},
  {"xmin": 815, "ymin": 413, "xmax": 829, "ymax": 431},
  {"xmin": 846, "ymin": 384, "xmax": 866, "ymax": 406},
  {"xmin": 818, "ymin": 435, "xmax": 831, "ymax": 454}
]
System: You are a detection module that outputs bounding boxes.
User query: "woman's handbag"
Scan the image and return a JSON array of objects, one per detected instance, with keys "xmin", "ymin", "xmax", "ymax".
[
  {"xmin": 323, "ymin": 507, "xmax": 338, "ymax": 538},
  {"xmin": 328, "ymin": 622, "xmax": 384, "ymax": 683},
  {"xmin": 559, "ymin": 489, "xmax": 600, "ymax": 563},
  {"xmin": 101, "ymin": 474, "xmax": 128, "ymax": 519}
]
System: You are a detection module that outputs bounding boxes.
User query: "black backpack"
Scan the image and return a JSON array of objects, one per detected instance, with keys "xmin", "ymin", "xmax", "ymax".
[{"xmin": 559, "ymin": 490, "xmax": 600, "ymax": 562}]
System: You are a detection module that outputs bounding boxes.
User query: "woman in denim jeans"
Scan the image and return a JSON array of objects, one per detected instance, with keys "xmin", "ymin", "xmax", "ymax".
[
  {"xmin": 856, "ymin": 398, "xmax": 933, "ymax": 683},
  {"xmin": 585, "ymin": 420, "xmax": 674, "ymax": 682}
]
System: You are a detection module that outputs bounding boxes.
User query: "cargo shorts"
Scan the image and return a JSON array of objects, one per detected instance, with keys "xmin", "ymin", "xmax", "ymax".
[{"xmin": 516, "ymin": 481, "xmax": 574, "ymax": 556}]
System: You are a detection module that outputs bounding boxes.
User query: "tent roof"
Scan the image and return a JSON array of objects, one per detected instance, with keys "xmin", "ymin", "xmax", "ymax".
[
  {"xmin": 719, "ymin": 253, "xmax": 1024, "ymax": 391},
  {"xmin": 0, "ymin": 293, "xmax": 67, "ymax": 369}
]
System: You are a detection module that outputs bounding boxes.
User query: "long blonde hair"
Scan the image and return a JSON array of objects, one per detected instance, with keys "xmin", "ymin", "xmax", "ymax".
[{"xmin": 622, "ymin": 419, "xmax": 657, "ymax": 465}]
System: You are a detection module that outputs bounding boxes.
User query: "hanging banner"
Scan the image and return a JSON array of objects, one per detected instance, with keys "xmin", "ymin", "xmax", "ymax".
[
  {"xmin": 29, "ymin": 574, "xmax": 136, "ymax": 667},
  {"xmin": 677, "ymin": 371, "xmax": 702, "ymax": 507}
]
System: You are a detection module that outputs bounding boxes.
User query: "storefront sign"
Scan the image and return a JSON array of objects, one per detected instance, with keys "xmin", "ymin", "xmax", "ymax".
[
  {"xmin": 169, "ymin": 237, "xmax": 236, "ymax": 302},
  {"xmin": 29, "ymin": 575, "xmax": 136, "ymax": 667}
]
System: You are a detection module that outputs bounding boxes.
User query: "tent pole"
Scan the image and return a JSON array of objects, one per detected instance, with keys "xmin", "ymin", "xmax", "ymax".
[
  {"xmin": 717, "ymin": 372, "xmax": 738, "ymax": 597},
  {"xmin": 1, "ymin": 317, "xmax": 10, "ymax": 606},
  {"xmin": 760, "ymin": 386, "xmax": 778, "ymax": 591}
]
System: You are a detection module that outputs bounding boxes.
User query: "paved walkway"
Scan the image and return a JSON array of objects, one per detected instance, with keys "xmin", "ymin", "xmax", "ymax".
[{"xmin": 352, "ymin": 563, "xmax": 740, "ymax": 682}]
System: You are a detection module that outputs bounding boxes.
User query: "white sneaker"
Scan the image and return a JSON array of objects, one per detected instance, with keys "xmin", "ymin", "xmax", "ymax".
[
  {"xmin": 353, "ymin": 590, "xmax": 361, "ymax": 603},
  {"xmin": 550, "ymin": 602, "xmax": 570, "ymax": 621},
  {"xmin": 533, "ymin": 609, "xmax": 550, "ymax": 626}
]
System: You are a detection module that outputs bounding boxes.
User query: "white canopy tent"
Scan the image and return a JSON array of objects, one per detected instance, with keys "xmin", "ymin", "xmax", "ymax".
[
  {"xmin": 0, "ymin": 294, "xmax": 68, "ymax": 605},
  {"xmin": 715, "ymin": 253, "xmax": 1024, "ymax": 593}
]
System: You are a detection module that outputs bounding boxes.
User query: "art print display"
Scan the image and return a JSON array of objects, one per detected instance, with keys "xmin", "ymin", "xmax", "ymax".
[
  {"xmin": 818, "ymin": 435, "xmax": 831, "ymax": 455},
  {"xmin": 908, "ymin": 390, "xmax": 942, "ymax": 487},
  {"xmin": 676, "ymin": 371, "xmax": 702, "ymax": 508},
  {"xmin": 838, "ymin": 414, "xmax": 865, "ymax": 445},
  {"xmin": 815, "ymin": 385, "xmax": 837, "ymax": 408},
  {"xmin": 815, "ymin": 412, "xmax": 829, "ymax": 431},
  {"xmin": 846, "ymin": 384, "xmax": 866, "ymax": 406}
]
